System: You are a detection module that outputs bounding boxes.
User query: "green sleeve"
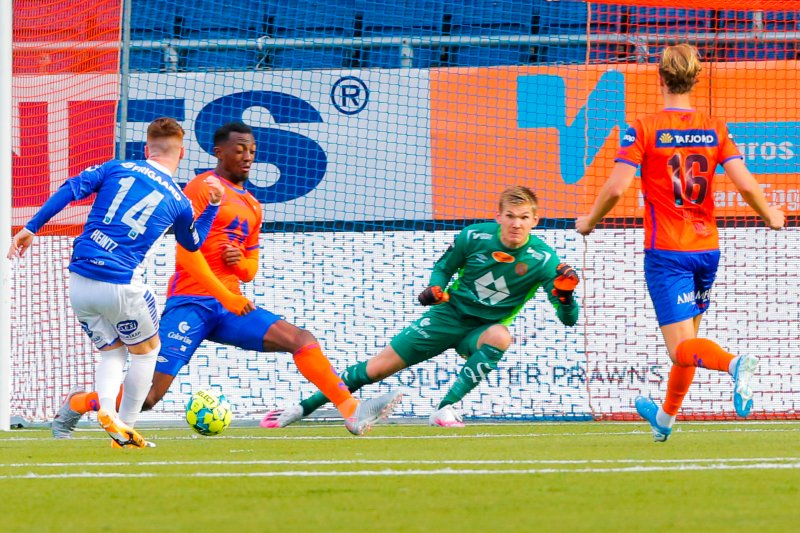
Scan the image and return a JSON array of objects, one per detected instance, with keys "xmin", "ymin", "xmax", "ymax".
[
  {"xmin": 543, "ymin": 261, "xmax": 580, "ymax": 327},
  {"xmin": 429, "ymin": 229, "xmax": 468, "ymax": 288}
]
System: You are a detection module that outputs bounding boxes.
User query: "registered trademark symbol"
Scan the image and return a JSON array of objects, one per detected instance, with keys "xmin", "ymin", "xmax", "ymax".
[{"xmin": 331, "ymin": 76, "xmax": 369, "ymax": 115}]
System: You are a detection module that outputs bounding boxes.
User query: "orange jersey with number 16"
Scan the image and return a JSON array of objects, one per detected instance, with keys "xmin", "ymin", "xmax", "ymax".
[
  {"xmin": 168, "ymin": 171, "xmax": 262, "ymax": 298},
  {"xmin": 615, "ymin": 109, "xmax": 742, "ymax": 252}
]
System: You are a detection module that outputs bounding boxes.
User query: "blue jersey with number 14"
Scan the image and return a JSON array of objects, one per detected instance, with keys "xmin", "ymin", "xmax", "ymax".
[{"xmin": 66, "ymin": 160, "xmax": 200, "ymax": 283}]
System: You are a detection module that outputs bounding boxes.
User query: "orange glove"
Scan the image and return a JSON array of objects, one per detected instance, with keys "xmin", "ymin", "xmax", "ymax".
[
  {"xmin": 418, "ymin": 286, "xmax": 450, "ymax": 306},
  {"xmin": 552, "ymin": 263, "xmax": 579, "ymax": 305}
]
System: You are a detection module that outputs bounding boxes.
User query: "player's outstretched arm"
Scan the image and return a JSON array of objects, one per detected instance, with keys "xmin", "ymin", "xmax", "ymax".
[
  {"xmin": 723, "ymin": 158, "xmax": 784, "ymax": 230},
  {"xmin": 545, "ymin": 263, "xmax": 580, "ymax": 326},
  {"xmin": 8, "ymin": 181, "xmax": 79, "ymax": 259},
  {"xmin": 174, "ymin": 177, "xmax": 226, "ymax": 251},
  {"xmin": 176, "ymin": 245, "xmax": 255, "ymax": 315},
  {"xmin": 576, "ymin": 162, "xmax": 636, "ymax": 235}
]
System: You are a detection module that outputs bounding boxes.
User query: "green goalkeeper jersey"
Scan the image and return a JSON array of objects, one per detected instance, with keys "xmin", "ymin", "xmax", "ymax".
[{"xmin": 429, "ymin": 221, "xmax": 579, "ymax": 327}]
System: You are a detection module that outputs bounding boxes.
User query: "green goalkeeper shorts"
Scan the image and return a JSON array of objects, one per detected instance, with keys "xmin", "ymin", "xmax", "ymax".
[{"xmin": 389, "ymin": 303, "xmax": 494, "ymax": 366}]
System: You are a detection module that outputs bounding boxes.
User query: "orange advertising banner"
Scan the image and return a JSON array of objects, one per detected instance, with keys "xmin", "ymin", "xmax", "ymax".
[{"xmin": 430, "ymin": 62, "xmax": 800, "ymax": 221}]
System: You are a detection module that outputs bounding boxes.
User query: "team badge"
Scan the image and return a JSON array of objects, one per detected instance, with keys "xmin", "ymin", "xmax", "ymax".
[
  {"xmin": 492, "ymin": 251, "xmax": 515, "ymax": 263},
  {"xmin": 515, "ymin": 262, "xmax": 529, "ymax": 276}
]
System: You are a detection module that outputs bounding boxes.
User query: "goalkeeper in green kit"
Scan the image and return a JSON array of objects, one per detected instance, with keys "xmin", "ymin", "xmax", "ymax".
[{"xmin": 261, "ymin": 186, "xmax": 580, "ymax": 428}]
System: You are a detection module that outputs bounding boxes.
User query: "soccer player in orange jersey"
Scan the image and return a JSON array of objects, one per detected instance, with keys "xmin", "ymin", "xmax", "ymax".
[
  {"xmin": 53, "ymin": 122, "xmax": 401, "ymax": 438},
  {"xmin": 576, "ymin": 44, "xmax": 784, "ymax": 442}
]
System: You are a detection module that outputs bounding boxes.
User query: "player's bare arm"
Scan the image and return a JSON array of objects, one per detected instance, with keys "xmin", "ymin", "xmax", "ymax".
[
  {"xmin": 723, "ymin": 158, "xmax": 785, "ymax": 230},
  {"xmin": 576, "ymin": 162, "xmax": 637, "ymax": 235}
]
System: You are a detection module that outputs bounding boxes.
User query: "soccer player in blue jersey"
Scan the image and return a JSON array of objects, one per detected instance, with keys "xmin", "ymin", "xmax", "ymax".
[
  {"xmin": 7, "ymin": 117, "xmax": 224, "ymax": 448},
  {"xmin": 263, "ymin": 186, "xmax": 580, "ymax": 428}
]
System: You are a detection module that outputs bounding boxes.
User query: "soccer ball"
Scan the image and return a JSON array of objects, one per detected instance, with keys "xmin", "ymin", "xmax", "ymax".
[{"xmin": 185, "ymin": 389, "xmax": 232, "ymax": 436}]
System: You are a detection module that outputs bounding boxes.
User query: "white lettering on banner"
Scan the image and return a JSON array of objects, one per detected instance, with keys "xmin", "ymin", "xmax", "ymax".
[{"xmin": 742, "ymin": 141, "xmax": 795, "ymax": 162}]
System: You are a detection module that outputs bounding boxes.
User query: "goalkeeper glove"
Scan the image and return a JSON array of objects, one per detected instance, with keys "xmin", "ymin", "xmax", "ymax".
[
  {"xmin": 418, "ymin": 286, "xmax": 450, "ymax": 306},
  {"xmin": 552, "ymin": 263, "xmax": 579, "ymax": 305}
]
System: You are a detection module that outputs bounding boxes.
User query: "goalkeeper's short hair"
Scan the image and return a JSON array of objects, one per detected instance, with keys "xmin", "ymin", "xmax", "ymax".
[{"xmin": 499, "ymin": 186, "xmax": 538, "ymax": 211}]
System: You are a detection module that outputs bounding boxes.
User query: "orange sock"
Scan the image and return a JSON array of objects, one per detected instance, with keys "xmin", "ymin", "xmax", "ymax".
[
  {"xmin": 662, "ymin": 364, "xmax": 696, "ymax": 416},
  {"xmin": 293, "ymin": 343, "xmax": 357, "ymax": 418},
  {"xmin": 69, "ymin": 386, "xmax": 123, "ymax": 414},
  {"xmin": 675, "ymin": 338, "xmax": 735, "ymax": 372}
]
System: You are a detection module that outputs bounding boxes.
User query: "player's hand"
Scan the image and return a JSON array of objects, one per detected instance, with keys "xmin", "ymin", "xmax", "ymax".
[
  {"xmin": 575, "ymin": 216, "xmax": 595, "ymax": 236},
  {"xmin": 552, "ymin": 263, "xmax": 579, "ymax": 305},
  {"xmin": 7, "ymin": 228, "xmax": 35, "ymax": 259},
  {"xmin": 221, "ymin": 294, "xmax": 256, "ymax": 316},
  {"xmin": 238, "ymin": 300, "xmax": 257, "ymax": 316},
  {"xmin": 418, "ymin": 286, "xmax": 449, "ymax": 306},
  {"xmin": 765, "ymin": 207, "xmax": 785, "ymax": 230},
  {"xmin": 221, "ymin": 244, "xmax": 242, "ymax": 266},
  {"xmin": 204, "ymin": 176, "xmax": 225, "ymax": 205}
]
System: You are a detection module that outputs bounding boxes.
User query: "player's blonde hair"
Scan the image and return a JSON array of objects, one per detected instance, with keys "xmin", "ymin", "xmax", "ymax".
[
  {"xmin": 659, "ymin": 44, "xmax": 702, "ymax": 95},
  {"xmin": 499, "ymin": 186, "xmax": 538, "ymax": 212}
]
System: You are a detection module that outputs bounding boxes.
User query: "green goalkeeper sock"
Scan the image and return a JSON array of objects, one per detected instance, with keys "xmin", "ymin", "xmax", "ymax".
[
  {"xmin": 299, "ymin": 361, "xmax": 374, "ymax": 416},
  {"xmin": 438, "ymin": 344, "xmax": 505, "ymax": 409}
]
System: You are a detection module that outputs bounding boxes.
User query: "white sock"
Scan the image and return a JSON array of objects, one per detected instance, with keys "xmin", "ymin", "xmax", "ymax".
[
  {"xmin": 118, "ymin": 347, "xmax": 159, "ymax": 427},
  {"xmin": 656, "ymin": 406, "xmax": 676, "ymax": 428},
  {"xmin": 96, "ymin": 346, "xmax": 128, "ymax": 413},
  {"xmin": 728, "ymin": 356, "xmax": 740, "ymax": 376}
]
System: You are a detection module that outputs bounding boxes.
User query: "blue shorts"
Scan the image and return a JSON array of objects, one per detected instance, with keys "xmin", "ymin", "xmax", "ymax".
[
  {"xmin": 156, "ymin": 296, "xmax": 281, "ymax": 376},
  {"xmin": 644, "ymin": 249, "xmax": 720, "ymax": 327}
]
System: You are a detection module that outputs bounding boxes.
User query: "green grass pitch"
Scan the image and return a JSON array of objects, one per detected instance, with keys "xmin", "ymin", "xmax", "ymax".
[{"xmin": 2, "ymin": 421, "xmax": 799, "ymax": 532}]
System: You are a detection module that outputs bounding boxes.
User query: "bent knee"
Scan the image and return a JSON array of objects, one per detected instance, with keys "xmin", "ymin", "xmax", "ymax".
[{"xmin": 480, "ymin": 325, "xmax": 512, "ymax": 351}]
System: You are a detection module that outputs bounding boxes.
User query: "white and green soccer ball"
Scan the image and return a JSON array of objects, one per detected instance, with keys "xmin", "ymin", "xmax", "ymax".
[{"xmin": 186, "ymin": 389, "xmax": 232, "ymax": 436}]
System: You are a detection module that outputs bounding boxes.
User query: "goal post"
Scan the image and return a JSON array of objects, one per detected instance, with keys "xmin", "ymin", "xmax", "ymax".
[
  {"xmin": 1, "ymin": 0, "xmax": 13, "ymax": 431},
  {"xmin": 4, "ymin": 0, "xmax": 799, "ymax": 429}
]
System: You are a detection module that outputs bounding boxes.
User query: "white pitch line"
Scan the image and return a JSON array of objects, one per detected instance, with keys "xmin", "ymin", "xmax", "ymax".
[
  {"xmin": 2, "ymin": 457, "xmax": 800, "ymax": 469},
  {"xmin": 3, "ymin": 425, "xmax": 800, "ymax": 443},
  {"xmin": 3, "ymin": 461, "xmax": 800, "ymax": 480}
]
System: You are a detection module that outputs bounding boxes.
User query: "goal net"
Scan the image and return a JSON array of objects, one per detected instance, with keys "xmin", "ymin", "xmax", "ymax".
[{"xmin": 6, "ymin": 0, "xmax": 799, "ymax": 426}]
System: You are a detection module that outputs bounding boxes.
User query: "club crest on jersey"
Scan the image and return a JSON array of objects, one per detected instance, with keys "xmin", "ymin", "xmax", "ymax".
[
  {"xmin": 492, "ymin": 251, "xmax": 515, "ymax": 263},
  {"xmin": 225, "ymin": 216, "xmax": 249, "ymax": 245},
  {"xmin": 656, "ymin": 129, "xmax": 718, "ymax": 148},
  {"xmin": 515, "ymin": 262, "xmax": 529, "ymax": 276}
]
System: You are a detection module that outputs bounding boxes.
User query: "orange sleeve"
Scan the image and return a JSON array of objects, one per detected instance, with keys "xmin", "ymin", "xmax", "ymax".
[
  {"xmin": 615, "ymin": 118, "xmax": 647, "ymax": 167},
  {"xmin": 717, "ymin": 120, "xmax": 743, "ymax": 163},
  {"xmin": 175, "ymin": 245, "xmax": 251, "ymax": 314},
  {"xmin": 231, "ymin": 248, "xmax": 259, "ymax": 282}
]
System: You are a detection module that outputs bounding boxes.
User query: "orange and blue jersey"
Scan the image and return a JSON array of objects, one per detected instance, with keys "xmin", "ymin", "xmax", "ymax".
[
  {"xmin": 168, "ymin": 171, "xmax": 262, "ymax": 298},
  {"xmin": 615, "ymin": 108, "xmax": 742, "ymax": 252}
]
